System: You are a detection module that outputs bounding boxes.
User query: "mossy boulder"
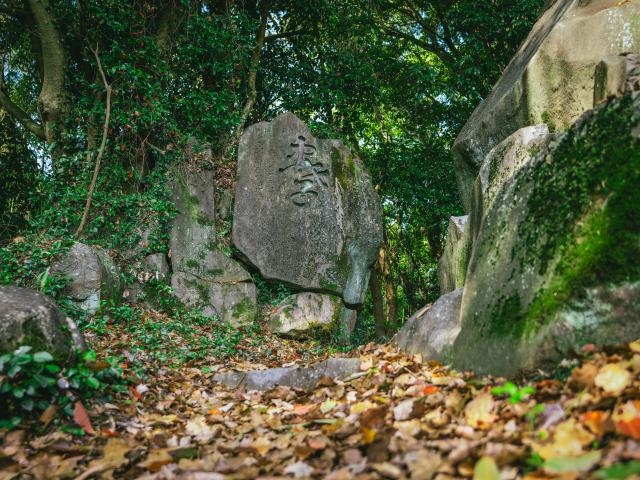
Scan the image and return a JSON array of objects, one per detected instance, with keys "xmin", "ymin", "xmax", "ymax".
[
  {"xmin": 438, "ymin": 216, "xmax": 470, "ymax": 295},
  {"xmin": 453, "ymin": 93, "xmax": 640, "ymax": 377},
  {"xmin": 50, "ymin": 242, "xmax": 122, "ymax": 314},
  {"xmin": 0, "ymin": 286, "xmax": 85, "ymax": 361},
  {"xmin": 453, "ymin": 0, "xmax": 640, "ymax": 212},
  {"xmin": 269, "ymin": 292, "xmax": 347, "ymax": 340},
  {"xmin": 233, "ymin": 112, "xmax": 383, "ymax": 309},
  {"xmin": 470, "ymin": 124, "xmax": 555, "ymax": 245},
  {"xmin": 169, "ymin": 168, "xmax": 256, "ymax": 326}
]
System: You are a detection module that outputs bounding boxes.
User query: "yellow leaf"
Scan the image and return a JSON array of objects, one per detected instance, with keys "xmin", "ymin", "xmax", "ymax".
[
  {"xmin": 320, "ymin": 399, "xmax": 337, "ymax": 413},
  {"xmin": 594, "ymin": 363, "xmax": 631, "ymax": 396},
  {"xmin": 350, "ymin": 401, "xmax": 376, "ymax": 415},
  {"xmin": 534, "ymin": 419, "xmax": 594, "ymax": 460},
  {"xmin": 473, "ymin": 457, "xmax": 500, "ymax": 480},
  {"xmin": 464, "ymin": 393, "xmax": 496, "ymax": 430},
  {"xmin": 361, "ymin": 427, "xmax": 377, "ymax": 444}
]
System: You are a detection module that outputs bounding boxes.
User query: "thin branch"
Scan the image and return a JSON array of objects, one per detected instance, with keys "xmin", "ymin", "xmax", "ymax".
[
  {"xmin": 0, "ymin": 60, "xmax": 46, "ymax": 140},
  {"xmin": 76, "ymin": 46, "xmax": 111, "ymax": 239},
  {"xmin": 265, "ymin": 29, "xmax": 304, "ymax": 42}
]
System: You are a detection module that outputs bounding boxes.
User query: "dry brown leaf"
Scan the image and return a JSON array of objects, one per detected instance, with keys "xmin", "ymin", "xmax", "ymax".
[
  {"xmin": 39, "ymin": 405, "xmax": 57, "ymax": 427},
  {"xmin": 73, "ymin": 401, "xmax": 96, "ymax": 435}
]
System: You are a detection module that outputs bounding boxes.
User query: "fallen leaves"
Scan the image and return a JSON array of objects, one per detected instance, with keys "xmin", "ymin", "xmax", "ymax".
[{"xmin": 1, "ymin": 337, "xmax": 640, "ymax": 479}]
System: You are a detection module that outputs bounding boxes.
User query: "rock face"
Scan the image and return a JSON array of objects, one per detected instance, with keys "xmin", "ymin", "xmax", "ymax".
[
  {"xmin": 0, "ymin": 286, "xmax": 85, "ymax": 360},
  {"xmin": 170, "ymin": 169, "xmax": 256, "ymax": 327},
  {"xmin": 269, "ymin": 293, "xmax": 344, "ymax": 339},
  {"xmin": 470, "ymin": 124, "xmax": 555, "ymax": 244},
  {"xmin": 50, "ymin": 242, "xmax": 122, "ymax": 314},
  {"xmin": 454, "ymin": 93, "xmax": 640, "ymax": 377},
  {"xmin": 453, "ymin": 0, "xmax": 640, "ymax": 212},
  {"xmin": 213, "ymin": 358, "xmax": 361, "ymax": 391},
  {"xmin": 438, "ymin": 216, "xmax": 469, "ymax": 295},
  {"xmin": 233, "ymin": 112, "xmax": 383, "ymax": 308},
  {"xmin": 394, "ymin": 289, "xmax": 463, "ymax": 362}
]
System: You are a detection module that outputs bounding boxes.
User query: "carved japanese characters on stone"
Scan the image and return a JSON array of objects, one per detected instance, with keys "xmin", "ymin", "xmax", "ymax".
[{"xmin": 279, "ymin": 135, "xmax": 329, "ymax": 206}]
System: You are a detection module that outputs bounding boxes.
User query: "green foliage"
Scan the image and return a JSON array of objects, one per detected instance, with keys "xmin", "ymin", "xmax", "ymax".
[
  {"xmin": 595, "ymin": 461, "xmax": 640, "ymax": 479},
  {"xmin": 491, "ymin": 382, "xmax": 535, "ymax": 404},
  {"xmin": 91, "ymin": 282, "xmax": 246, "ymax": 366},
  {"xmin": 0, "ymin": 346, "xmax": 125, "ymax": 427}
]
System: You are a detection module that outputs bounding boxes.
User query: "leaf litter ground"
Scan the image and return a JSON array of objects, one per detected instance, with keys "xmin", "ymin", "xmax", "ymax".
[{"xmin": 1, "ymin": 316, "xmax": 640, "ymax": 480}]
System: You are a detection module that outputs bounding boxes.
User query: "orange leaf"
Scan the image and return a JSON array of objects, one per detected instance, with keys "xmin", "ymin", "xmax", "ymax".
[
  {"xmin": 293, "ymin": 403, "xmax": 316, "ymax": 416},
  {"xmin": 613, "ymin": 400, "xmax": 640, "ymax": 439},
  {"xmin": 580, "ymin": 410, "xmax": 609, "ymax": 437},
  {"xmin": 73, "ymin": 401, "xmax": 96, "ymax": 435},
  {"xmin": 422, "ymin": 385, "xmax": 440, "ymax": 395},
  {"xmin": 207, "ymin": 408, "xmax": 221, "ymax": 415}
]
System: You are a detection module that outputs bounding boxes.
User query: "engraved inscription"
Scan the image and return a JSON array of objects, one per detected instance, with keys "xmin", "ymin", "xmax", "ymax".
[{"xmin": 280, "ymin": 135, "xmax": 328, "ymax": 205}]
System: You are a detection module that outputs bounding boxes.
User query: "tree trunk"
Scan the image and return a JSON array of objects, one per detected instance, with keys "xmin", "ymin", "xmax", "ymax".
[
  {"xmin": 27, "ymin": 0, "xmax": 67, "ymax": 144},
  {"xmin": 425, "ymin": 222, "xmax": 443, "ymax": 259},
  {"xmin": 380, "ymin": 232, "xmax": 398, "ymax": 327},
  {"xmin": 369, "ymin": 260, "xmax": 387, "ymax": 339}
]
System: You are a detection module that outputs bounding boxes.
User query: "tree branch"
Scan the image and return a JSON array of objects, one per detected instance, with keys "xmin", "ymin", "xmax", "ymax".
[
  {"xmin": 222, "ymin": 0, "xmax": 269, "ymax": 160},
  {"xmin": 0, "ymin": 64, "xmax": 46, "ymax": 140},
  {"xmin": 76, "ymin": 46, "xmax": 112, "ymax": 239},
  {"xmin": 265, "ymin": 29, "xmax": 304, "ymax": 42}
]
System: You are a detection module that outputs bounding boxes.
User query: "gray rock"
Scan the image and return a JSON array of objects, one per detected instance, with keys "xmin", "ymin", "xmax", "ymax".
[
  {"xmin": 594, "ymin": 52, "xmax": 640, "ymax": 106},
  {"xmin": 233, "ymin": 112, "xmax": 383, "ymax": 309},
  {"xmin": 394, "ymin": 289, "xmax": 463, "ymax": 362},
  {"xmin": 213, "ymin": 358, "xmax": 361, "ymax": 391},
  {"xmin": 470, "ymin": 125, "xmax": 555, "ymax": 244},
  {"xmin": 143, "ymin": 254, "xmax": 170, "ymax": 280},
  {"xmin": 453, "ymin": 92, "xmax": 640, "ymax": 377},
  {"xmin": 452, "ymin": 0, "xmax": 640, "ymax": 212},
  {"xmin": 269, "ymin": 292, "xmax": 344, "ymax": 339},
  {"xmin": 50, "ymin": 242, "xmax": 122, "ymax": 314},
  {"xmin": 438, "ymin": 216, "xmax": 470, "ymax": 295},
  {"xmin": 169, "ymin": 169, "xmax": 256, "ymax": 326},
  {"xmin": 0, "ymin": 286, "xmax": 85, "ymax": 361}
]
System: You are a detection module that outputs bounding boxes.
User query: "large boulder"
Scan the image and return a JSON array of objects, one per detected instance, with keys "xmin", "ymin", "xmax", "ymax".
[
  {"xmin": 50, "ymin": 242, "xmax": 122, "ymax": 314},
  {"xmin": 269, "ymin": 292, "xmax": 346, "ymax": 339},
  {"xmin": 453, "ymin": 0, "xmax": 640, "ymax": 212},
  {"xmin": 453, "ymin": 92, "xmax": 640, "ymax": 377},
  {"xmin": 233, "ymin": 112, "xmax": 383, "ymax": 308},
  {"xmin": 0, "ymin": 286, "xmax": 85, "ymax": 361},
  {"xmin": 170, "ymin": 169, "xmax": 256, "ymax": 326},
  {"xmin": 438, "ymin": 216, "xmax": 470, "ymax": 295},
  {"xmin": 394, "ymin": 289, "xmax": 463, "ymax": 362}
]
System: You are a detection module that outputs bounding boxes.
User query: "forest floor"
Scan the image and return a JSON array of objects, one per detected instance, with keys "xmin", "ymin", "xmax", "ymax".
[{"xmin": 1, "ymin": 311, "xmax": 640, "ymax": 480}]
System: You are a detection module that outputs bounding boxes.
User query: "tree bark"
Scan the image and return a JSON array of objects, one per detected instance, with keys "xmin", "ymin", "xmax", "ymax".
[
  {"xmin": 369, "ymin": 260, "xmax": 387, "ymax": 338},
  {"xmin": 222, "ymin": 0, "xmax": 269, "ymax": 160},
  {"xmin": 380, "ymin": 232, "xmax": 398, "ymax": 327},
  {"xmin": 27, "ymin": 0, "xmax": 67, "ymax": 143}
]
